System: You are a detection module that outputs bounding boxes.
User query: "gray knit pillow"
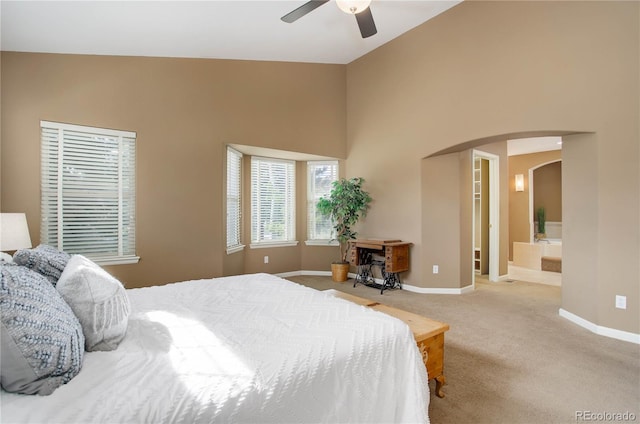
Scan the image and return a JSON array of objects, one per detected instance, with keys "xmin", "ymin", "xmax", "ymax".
[
  {"xmin": 13, "ymin": 245, "xmax": 71, "ymax": 286},
  {"xmin": 56, "ymin": 255, "xmax": 130, "ymax": 351},
  {"xmin": 0, "ymin": 264, "xmax": 84, "ymax": 395}
]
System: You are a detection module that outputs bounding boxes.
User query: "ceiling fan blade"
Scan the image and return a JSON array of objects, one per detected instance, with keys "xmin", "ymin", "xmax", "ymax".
[
  {"xmin": 281, "ymin": 0, "xmax": 330, "ymax": 23},
  {"xmin": 355, "ymin": 7, "xmax": 377, "ymax": 38}
]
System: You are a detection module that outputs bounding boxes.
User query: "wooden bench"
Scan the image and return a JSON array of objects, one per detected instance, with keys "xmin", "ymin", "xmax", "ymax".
[{"xmin": 325, "ymin": 289, "xmax": 450, "ymax": 398}]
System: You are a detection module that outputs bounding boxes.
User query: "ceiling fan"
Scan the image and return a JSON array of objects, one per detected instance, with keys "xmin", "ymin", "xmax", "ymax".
[{"xmin": 281, "ymin": 0, "xmax": 377, "ymax": 39}]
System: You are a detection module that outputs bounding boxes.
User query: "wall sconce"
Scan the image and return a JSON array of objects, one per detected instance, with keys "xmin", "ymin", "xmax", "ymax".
[
  {"xmin": 515, "ymin": 174, "xmax": 525, "ymax": 192},
  {"xmin": 0, "ymin": 213, "xmax": 33, "ymax": 262}
]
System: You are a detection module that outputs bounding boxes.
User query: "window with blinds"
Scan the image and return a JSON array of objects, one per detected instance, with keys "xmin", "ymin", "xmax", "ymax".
[
  {"xmin": 307, "ymin": 161, "xmax": 338, "ymax": 242},
  {"xmin": 226, "ymin": 147, "xmax": 243, "ymax": 253},
  {"xmin": 250, "ymin": 157, "xmax": 296, "ymax": 246},
  {"xmin": 40, "ymin": 121, "xmax": 138, "ymax": 265}
]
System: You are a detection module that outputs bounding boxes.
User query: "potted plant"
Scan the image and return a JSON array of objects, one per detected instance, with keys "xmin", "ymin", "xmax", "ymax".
[
  {"xmin": 536, "ymin": 206, "xmax": 546, "ymax": 240},
  {"xmin": 317, "ymin": 177, "xmax": 372, "ymax": 282}
]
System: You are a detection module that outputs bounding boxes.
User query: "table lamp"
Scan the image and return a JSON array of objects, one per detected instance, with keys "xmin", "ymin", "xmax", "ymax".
[{"xmin": 0, "ymin": 213, "xmax": 33, "ymax": 262}]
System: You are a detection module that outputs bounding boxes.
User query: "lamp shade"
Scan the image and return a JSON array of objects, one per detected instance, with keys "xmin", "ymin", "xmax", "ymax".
[
  {"xmin": 335, "ymin": 0, "xmax": 371, "ymax": 14},
  {"xmin": 0, "ymin": 213, "xmax": 33, "ymax": 251},
  {"xmin": 515, "ymin": 174, "xmax": 525, "ymax": 192}
]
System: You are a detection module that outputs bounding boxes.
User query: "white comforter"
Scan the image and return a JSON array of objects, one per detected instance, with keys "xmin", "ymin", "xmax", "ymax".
[{"xmin": 1, "ymin": 273, "xmax": 429, "ymax": 423}]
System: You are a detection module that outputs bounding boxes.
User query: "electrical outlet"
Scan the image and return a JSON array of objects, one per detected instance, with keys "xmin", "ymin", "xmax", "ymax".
[
  {"xmin": 615, "ymin": 295, "xmax": 626, "ymax": 310},
  {"xmin": 433, "ymin": 265, "xmax": 439, "ymax": 274},
  {"xmin": 264, "ymin": 256, "xmax": 269, "ymax": 264}
]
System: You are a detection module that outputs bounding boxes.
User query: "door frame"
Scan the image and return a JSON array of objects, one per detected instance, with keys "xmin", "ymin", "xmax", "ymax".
[{"xmin": 472, "ymin": 149, "xmax": 500, "ymax": 283}]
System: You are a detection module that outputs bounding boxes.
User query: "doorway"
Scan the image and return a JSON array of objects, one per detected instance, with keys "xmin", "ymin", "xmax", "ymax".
[
  {"xmin": 472, "ymin": 150, "xmax": 499, "ymax": 284},
  {"xmin": 508, "ymin": 137, "xmax": 563, "ymax": 286}
]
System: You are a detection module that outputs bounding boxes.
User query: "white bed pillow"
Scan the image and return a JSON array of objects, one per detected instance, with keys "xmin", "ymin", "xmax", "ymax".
[{"xmin": 56, "ymin": 255, "xmax": 130, "ymax": 352}]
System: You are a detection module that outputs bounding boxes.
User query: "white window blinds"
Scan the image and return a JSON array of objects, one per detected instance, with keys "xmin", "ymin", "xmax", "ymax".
[
  {"xmin": 251, "ymin": 157, "xmax": 296, "ymax": 245},
  {"xmin": 307, "ymin": 161, "xmax": 338, "ymax": 241},
  {"xmin": 226, "ymin": 147, "xmax": 243, "ymax": 251},
  {"xmin": 40, "ymin": 121, "xmax": 138, "ymax": 265}
]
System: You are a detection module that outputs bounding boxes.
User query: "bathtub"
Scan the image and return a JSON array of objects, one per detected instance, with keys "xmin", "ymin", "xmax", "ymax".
[{"xmin": 513, "ymin": 240, "xmax": 562, "ymax": 271}]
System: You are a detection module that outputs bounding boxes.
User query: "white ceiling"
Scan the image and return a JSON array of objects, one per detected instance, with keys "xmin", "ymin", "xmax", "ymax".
[
  {"xmin": 0, "ymin": 0, "xmax": 461, "ymax": 65},
  {"xmin": 507, "ymin": 137, "xmax": 563, "ymax": 157}
]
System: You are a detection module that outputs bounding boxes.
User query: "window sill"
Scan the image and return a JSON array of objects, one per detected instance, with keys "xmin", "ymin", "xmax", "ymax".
[
  {"xmin": 226, "ymin": 245, "xmax": 245, "ymax": 255},
  {"xmin": 305, "ymin": 240, "xmax": 339, "ymax": 246},
  {"xmin": 249, "ymin": 241, "xmax": 299, "ymax": 249},
  {"xmin": 90, "ymin": 256, "xmax": 140, "ymax": 266}
]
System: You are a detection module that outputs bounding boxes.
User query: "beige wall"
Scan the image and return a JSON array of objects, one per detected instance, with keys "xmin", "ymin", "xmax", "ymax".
[
  {"xmin": 534, "ymin": 162, "xmax": 562, "ymax": 223},
  {"xmin": 346, "ymin": 1, "xmax": 638, "ymax": 333},
  {"xmin": 421, "ymin": 153, "xmax": 460, "ymax": 288},
  {"xmin": 1, "ymin": 53, "xmax": 346, "ymax": 287},
  {"xmin": 1, "ymin": 1, "xmax": 638, "ymax": 336},
  {"xmin": 562, "ymin": 134, "xmax": 599, "ymax": 325},
  {"xmin": 508, "ymin": 150, "xmax": 562, "ymax": 259}
]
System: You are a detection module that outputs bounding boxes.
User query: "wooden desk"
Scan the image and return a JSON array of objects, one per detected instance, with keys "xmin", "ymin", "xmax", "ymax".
[
  {"xmin": 349, "ymin": 239, "xmax": 411, "ymax": 293},
  {"xmin": 325, "ymin": 289, "xmax": 450, "ymax": 398}
]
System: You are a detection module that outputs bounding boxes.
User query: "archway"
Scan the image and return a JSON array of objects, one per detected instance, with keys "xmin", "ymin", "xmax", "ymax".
[
  {"xmin": 422, "ymin": 130, "xmax": 587, "ymax": 292},
  {"xmin": 528, "ymin": 159, "xmax": 562, "ymax": 244}
]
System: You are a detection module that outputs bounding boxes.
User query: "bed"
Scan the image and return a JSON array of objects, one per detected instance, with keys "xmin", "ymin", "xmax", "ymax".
[{"xmin": 1, "ymin": 271, "xmax": 429, "ymax": 423}]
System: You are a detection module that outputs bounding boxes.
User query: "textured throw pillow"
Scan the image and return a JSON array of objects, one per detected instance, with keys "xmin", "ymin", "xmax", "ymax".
[
  {"xmin": 13, "ymin": 244, "xmax": 71, "ymax": 286},
  {"xmin": 0, "ymin": 264, "xmax": 85, "ymax": 395},
  {"xmin": 56, "ymin": 255, "xmax": 130, "ymax": 352}
]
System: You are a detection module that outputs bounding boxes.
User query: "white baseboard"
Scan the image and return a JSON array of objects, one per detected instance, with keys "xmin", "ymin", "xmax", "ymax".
[
  {"xmin": 301, "ymin": 270, "xmax": 332, "ymax": 277},
  {"xmin": 559, "ymin": 308, "xmax": 640, "ymax": 344},
  {"xmin": 275, "ymin": 271, "xmax": 302, "ymax": 278},
  {"xmin": 403, "ymin": 284, "xmax": 474, "ymax": 294},
  {"xmin": 276, "ymin": 270, "xmax": 332, "ymax": 278}
]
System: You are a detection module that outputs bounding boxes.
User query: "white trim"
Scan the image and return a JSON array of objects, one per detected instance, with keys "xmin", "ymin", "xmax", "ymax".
[
  {"xmin": 559, "ymin": 308, "xmax": 640, "ymax": 344},
  {"xmin": 226, "ymin": 146, "xmax": 243, "ymax": 250},
  {"xmin": 276, "ymin": 270, "xmax": 334, "ymax": 278},
  {"xmin": 472, "ymin": 150, "xmax": 500, "ymax": 284},
  {"xmin": 40, "ymin": 120, "xmax": 136, "ymax": 138},
  {"xmin": 403, "ymin": 284, "xmax": 474, "ymax": 294},
  {"xmin": 488, "ymin": 155, "xmax": 499, "ymax": 282},
  {"xmin": 226, "ymin": 244, "xmax": 245, "ymax": 255},
  {"xmin": 302, "ymin": 270, "xmax": 332, "ymax": 276},
  {"xmin": 92, "ymin": 256, "xmax": 140, "ymax": 266},
  {"xmin": 275, "ymin": 271, "xmax": 303, "ymax": 278},
  {"xmin": 304, "ymin": 240, "xmax": 339, "ymax": 246},
  {"xmin": 250, "ymin": 241, "xmax": 299, "ymax": 249}
]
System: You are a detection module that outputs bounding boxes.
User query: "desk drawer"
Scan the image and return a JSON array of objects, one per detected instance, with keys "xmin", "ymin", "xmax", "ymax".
[{"xmin": 385, "ymin": 245, "xmax": 409, "ymax": 273}]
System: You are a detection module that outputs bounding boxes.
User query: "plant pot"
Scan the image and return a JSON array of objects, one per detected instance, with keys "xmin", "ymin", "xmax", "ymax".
[{"xmin": 331, "ymin": 263, "xmax": 350, "ymax": 283}]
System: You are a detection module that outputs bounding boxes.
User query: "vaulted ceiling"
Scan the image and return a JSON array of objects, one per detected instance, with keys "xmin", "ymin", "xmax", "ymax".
[{"xmin": 1, "ymin": 1, "xmax": 461, "ymax": 64}]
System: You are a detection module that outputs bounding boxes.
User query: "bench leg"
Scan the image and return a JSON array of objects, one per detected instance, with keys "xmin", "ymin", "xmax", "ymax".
[
  {"xmin": 418, "ymin": 333, "xmax": 447, "ymax": 399},
  {"xmin": 434, "ymin": 375, "xmax": 446, "ymax": 398}
]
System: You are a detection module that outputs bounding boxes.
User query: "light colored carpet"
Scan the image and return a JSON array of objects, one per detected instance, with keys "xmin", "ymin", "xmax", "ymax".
[{"xmin": 285, "ymin": 275, "xmax": 640, "ymax": 424}]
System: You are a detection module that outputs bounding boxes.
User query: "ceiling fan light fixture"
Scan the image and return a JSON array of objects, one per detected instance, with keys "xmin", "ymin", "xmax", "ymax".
[{"xmin": 335, "ymin": 0, "xmax": 372, "ymax": 15}]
